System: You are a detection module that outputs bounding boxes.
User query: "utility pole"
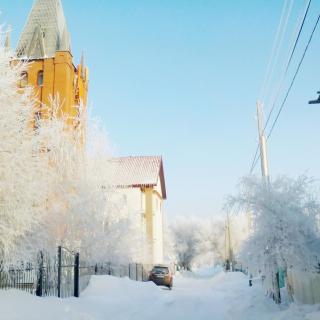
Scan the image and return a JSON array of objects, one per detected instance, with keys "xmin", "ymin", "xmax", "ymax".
[
  {"xmin": 256, "ymin": 102, "xmax": 281, "ymax": 303},
  {"xmin": 256, "ymin": 101, "xmax": 270, "ymax": 185},
  {"xmin": 225, "ymin": 212, "xmax": 233, "ymax": 271},
  {"xmin": 224, "ymin": 219, "xmax": 228, "ymax": 270},
  {"xmin": 227, "ymin": 212, "xmax": 233, "ymax": 271}
]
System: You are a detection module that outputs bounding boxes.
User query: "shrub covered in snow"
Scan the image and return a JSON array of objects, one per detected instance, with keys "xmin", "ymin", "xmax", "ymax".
[
  {"xmin": 170, "ymin": 217, "xmax": 225, "ymax": 270},
  {"xmin": 228, "ymin": 175, "xmax": 320, "ymax": 290}
]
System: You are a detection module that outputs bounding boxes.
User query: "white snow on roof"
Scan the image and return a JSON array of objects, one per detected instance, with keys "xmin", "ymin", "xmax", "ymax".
[
  {"xmin": 16, "ymin": 0, "xmax": 71, "ymax": 59},
  {"xmin": 108, "ymin": 156, "xmax": 166, "ymax": 199},
  {"xmin": 109, "ymin": 156, "xmax": 162, "ymax": 187}
]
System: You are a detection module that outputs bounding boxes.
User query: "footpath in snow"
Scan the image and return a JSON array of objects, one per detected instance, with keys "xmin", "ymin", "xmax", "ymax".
[{"xmin": 0, "ymin": 270, "xmax": 319, "ymax": 320}]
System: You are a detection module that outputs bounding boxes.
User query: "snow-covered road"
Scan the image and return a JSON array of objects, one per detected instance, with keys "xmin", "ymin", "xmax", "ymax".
[{"xmin": 0, "ymin": 271, "xmax": 319, "ymax": 319}]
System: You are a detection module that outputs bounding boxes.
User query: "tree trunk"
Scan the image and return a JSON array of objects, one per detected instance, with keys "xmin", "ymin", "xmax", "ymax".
[{"xmin": 273, "ymin": 271, "xmax": 281, "ymax": 304}]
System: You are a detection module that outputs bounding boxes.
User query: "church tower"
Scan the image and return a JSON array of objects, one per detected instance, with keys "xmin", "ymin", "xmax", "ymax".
[{"xmin": 14, "ymin": 0, "xmax": 88, "ymax": 126}]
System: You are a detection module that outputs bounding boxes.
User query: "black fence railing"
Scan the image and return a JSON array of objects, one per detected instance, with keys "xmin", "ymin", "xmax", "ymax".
[
  {"xmin": 0, "ymin": 262, "xmax": 36, "ymax": 294},
  {"xmin": 0, "ymin": 247, "xmax": 153, "ymax": 299},
  {"xmin": 57, "ymin": 246, "xmax": 77, "ymax": 298},
  {"xmin": 93, "ymin": 262, "xmax": 152, "ymax": 282},
  {"xmin": 36, "ymin": 251, "xmax": 58, "ymax": 297}
]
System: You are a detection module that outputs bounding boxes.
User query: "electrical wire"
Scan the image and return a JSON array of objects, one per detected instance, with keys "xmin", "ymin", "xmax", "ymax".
[
  {"xmin": 259, "ymin": 0, "xmax": 294, "ymax": 101},
  {"xmin": 264, "ymin": 0, "xmax": 312, "ymax": 132},
  {"xmin": 250, "ymin": 0, "xmax": 314, "ymax": 173},
  {"xmin": 285, "ymin": 0, "xmax": 312, "ymax": 76},
  {"xmin": 267, "ymin": 13, "xmax": 320, "ymax": 139},
  {"xmin": 250, "ymin": 12, "xmax": 320, "ymax": 173}
]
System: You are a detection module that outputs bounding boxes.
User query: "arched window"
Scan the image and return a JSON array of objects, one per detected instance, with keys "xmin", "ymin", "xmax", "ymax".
[
  {"xmin": 37, "ymin": 70, "xmax": 44, "ymax": 86},
  {"xmin": 34, "ymin": 111, "xmax": 41, "ymax": 129},
  {"xmin": 20, "ymin": 71, "xmax": 28, "ymax": 87}
]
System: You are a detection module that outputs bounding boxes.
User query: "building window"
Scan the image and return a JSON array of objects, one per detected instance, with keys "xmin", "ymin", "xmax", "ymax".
[
  {"xmin": 20, "ymin": 71, "xmax": 28, "ymax": 87},
  {"xmin": 37, "ymin": 70, "xmax": 44, "ymax": 86},
  {"xmin": 34, "ymin": 111, "xmax": 41, "ymax": 129}
]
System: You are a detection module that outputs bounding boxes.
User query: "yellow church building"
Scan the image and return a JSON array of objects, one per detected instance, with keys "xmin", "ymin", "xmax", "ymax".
[{"xmin": 12, "ymin": 0, "xmax": 88, "ymax": 125}]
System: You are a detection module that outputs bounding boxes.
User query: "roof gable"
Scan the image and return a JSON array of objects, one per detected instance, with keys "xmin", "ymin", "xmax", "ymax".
[{"xmin": 110, "ymin": 156, "xmax": 167, "ymax": 199}]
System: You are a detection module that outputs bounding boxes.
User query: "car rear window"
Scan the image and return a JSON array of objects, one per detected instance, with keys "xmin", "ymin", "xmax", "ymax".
[{"xmin": 152, "ymin": 266, "xmax": 169, "ymax": 274}]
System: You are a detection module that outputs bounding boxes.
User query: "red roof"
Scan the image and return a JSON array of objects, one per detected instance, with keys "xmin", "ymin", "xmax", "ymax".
[{"xmin": 109, "ymin": 156, "xmax": 167, "ymax": 199}]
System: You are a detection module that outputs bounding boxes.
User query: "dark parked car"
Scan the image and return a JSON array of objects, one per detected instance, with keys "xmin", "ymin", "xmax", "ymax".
[{"xmin": 149, "ymin": 265, "xmax": 173, "ymax": 289}]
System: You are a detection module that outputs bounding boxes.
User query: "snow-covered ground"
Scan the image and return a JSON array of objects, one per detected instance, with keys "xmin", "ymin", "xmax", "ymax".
[{"xmin": 0, "ymin": 271, "xmax": 319, "ymax": 320}]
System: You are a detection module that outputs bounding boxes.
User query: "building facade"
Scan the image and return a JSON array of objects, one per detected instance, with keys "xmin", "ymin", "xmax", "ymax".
[
  {"xmin": 110, "ymin": 156, "xmax": 167, "ymax": 264},
  {"xmin": 12, "ymin": 0, "xmax": 88, "ymax": 126}
]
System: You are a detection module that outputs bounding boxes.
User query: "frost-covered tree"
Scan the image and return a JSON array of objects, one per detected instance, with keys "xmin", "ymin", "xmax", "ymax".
[
  {"xmin": 170, "ymin": 217, "xmax": 225, "ymax": 270},
  {"xmin": 194, "ymin": 218, "xmax": 225, "ymax": 267},
  {"xmin": 0, "ymin": 38, "xmax": 145, "ymax": 266},
  {"xmin": 32, "ymin": 103, "xmax": 145, "ymax": 263},
  {"xmin": 228, "ymin": 175, "xmax": 320, "ymax": 299},
  {"xmin": 170, "ymin": 218, "xmax": 200, "ymax": 270},
  {"xmin": 0, "ymin": 42, "xmax": 50, "ymax": 263}
]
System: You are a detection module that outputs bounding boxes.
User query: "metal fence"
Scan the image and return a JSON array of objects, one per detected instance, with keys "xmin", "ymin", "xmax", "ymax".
[
  {"xmin": 36, "ymin": 251, "xmax": 58, "ymax": 297},
  {"xmin": 93, "ymin": 262, "xmax": 152, "ymax": 282},
  {"xmin": 0, "ymin": 262, "xmax": 36, "ymax": 294},
  {"xmin": 0, "ymin": 246, "xmax": 79, "ymax": 298},
  {"xmin": 0, "ymin": 248, "xmax": 153, "ymax": 299},
  {"xmin": 57, "ymin": 246, "xmax": 77, "ymax": 298}
]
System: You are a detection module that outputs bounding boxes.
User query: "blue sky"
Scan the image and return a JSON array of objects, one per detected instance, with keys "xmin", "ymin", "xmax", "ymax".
[{"xmin": 1, "ymin": 0, "xmax": 320, "ymax": 219}]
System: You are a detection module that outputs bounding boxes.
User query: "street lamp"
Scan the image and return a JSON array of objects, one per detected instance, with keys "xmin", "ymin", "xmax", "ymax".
[{"xmin": 309, "ymin": 91, "xmax": 320, "ymax": 104}]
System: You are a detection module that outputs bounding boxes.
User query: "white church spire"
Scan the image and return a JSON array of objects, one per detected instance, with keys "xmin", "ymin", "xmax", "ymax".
[{"xmin": 16, "ymin": 0, "xmax": 71, "ymax": 59}]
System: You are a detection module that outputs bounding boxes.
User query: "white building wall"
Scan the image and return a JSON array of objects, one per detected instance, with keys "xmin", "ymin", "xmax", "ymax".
[
  {"xmin": 116, "ymin": 188, "xmax": 148, "ymax": 255},
  {"xmin": 115, "ymin": 182, "xmax": 164, "ymax": 265},
  {"xmin": 152, "ymin": 180, "xmax": 164, "ymax": 264}
]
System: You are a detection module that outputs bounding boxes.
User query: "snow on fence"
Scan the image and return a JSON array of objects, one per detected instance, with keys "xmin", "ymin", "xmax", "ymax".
[
  {"xmin": 0, "ymin": 247, "xmax": 78, "ymax": 298},
  {"xmin": 0, "ymin": 247, "xmax": 153, "ymax": 299},
  {"xmin": 91, "ymin": 262, "xmax": 153, "ymax": 282},
  {"xmin": 0, "ymin": 262, "xmax": 36, "ymax": 294}
]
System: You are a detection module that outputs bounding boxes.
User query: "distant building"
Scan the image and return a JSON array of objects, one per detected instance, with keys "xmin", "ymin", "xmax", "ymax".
[
  {"xmin": 110, "ymin": 156, "xmax": 167, "ymax": 264},
  {"xmin": 11, "ymin": 0, "xmax": 88, "ymax": 127}
]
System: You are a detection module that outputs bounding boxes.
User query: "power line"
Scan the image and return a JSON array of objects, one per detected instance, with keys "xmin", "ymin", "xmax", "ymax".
[
  {"xmin": 267, "ymin": 13, "xmax": 320, "ymax": 139},
  {"xmin": 250, "ymin": 12, "xmax": 320, "ymax": 173},
  {"xmin": 259, "ymin": 0, "xmax": 294, "ymax": 101},
  {"xmin": 285, "ymin": 0, "xmax": 312, "ymax": 76},
  {"xmin": 249, "ymin": 145, "xmax": 260, "ymax": 174},
  {"xmin": 264, "ymin": 0, "xmax": 312, "ymax": 132},
  {"xmin": 250, "ymin": 1, "xmax": 314, "ymax": 173}
]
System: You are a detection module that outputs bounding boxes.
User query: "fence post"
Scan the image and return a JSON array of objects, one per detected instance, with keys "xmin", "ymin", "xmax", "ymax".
[
  {"xmin": 136, "ymin": 264, "xmax": 138, "ymax": 281},
  {"xmin": 57, "ymin": 246, "xmax": 62, "ymax": 298},
  {"xmin": 142, "ymin": 265, "xmax": 144, "ymax": 282},
  {"xmin": 95, "ymin": 264, "xmax": 98, "ymax": 275},
  {"xmin": 129, "ymin": 264, "xmax": 131, "ymax": 279},
  {"xmin": 74, "ymin": 253, "xmax": 80, "ymax": 298},
  {"xmin": 36, "ymin": 251, "xmax": 43, "ymax": 297}
]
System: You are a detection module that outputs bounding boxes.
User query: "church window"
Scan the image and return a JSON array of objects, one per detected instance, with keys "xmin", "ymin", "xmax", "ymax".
[
  {"xmin": 37, "ymin": 70, "xmax": 44, "ymax": 86},
  {"xmin": 20, "ymin": 71, "xmax": 28, "ymax": 87},
  {"xmin": 34, "ymin": 111, "xmax": 41, "ymax": 129}
]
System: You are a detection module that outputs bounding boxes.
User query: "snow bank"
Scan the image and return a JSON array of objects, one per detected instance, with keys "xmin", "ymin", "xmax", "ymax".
[
  {"xmin": 0, "ymin": 273, "xmax": 319, "ymax": 320},
  {"xmin": 82, "ymin": 275, "xmax": 158, "ymax": 297},
  {"xmin": 176, "ymin": 265, "xmax": 222, "ymax": 278},
  {"xmin": 194, "ymin": 265, "xmax": 223, "ymax": 278}
]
